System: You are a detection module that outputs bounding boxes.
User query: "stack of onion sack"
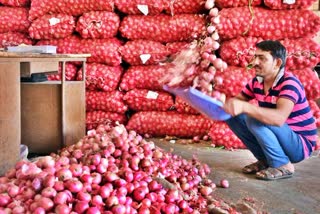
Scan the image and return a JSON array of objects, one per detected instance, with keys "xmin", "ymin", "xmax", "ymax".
[
  {"xmin": 207, "ymin": 3, "xmax": 320, "ymax": 149},
  {"xmin": 0, "ymin": 6, "xmax": 32, "ymax": 48},
  {"xmin": 0, "ymin": 124, "xmax": 239, "ymax": 213},
  {"xmin": 77, "ymin": 64, "xmax": 127, "ymax": 130},
  {"xmin": 117, "ymin": 1, "xmax": 218, "ymax": 139},
  {"xmin": 34, "ymin": 3, "xmax": 124, "ymax": 129}
]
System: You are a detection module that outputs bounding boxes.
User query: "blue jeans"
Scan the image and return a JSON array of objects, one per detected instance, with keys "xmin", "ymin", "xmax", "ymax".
[{"xmin": 225, "ymin": 114, "xmax": 305, "ymax": 168}]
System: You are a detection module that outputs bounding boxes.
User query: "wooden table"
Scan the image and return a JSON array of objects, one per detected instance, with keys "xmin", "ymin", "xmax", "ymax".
[{"xmin": 0, "ymin": 53, "xmax": 90, "ymax": 175}]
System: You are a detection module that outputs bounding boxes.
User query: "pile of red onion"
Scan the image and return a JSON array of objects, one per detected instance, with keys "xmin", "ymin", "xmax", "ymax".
[{"xmin": 0, "ymin": 124, "xmax": 234, "ymax": 213}]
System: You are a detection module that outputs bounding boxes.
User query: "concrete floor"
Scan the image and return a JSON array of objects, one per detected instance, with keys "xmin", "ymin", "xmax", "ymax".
[{"xmin": 153, "ymin": 139, "xmax": 320, "ymax": 214}]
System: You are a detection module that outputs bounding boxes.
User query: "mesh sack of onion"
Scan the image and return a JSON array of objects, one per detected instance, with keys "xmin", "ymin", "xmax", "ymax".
[
  {"xmin": 264, "ymin": 0, "xmax": 316, "ymax": 9},
  {"xmin": 37, "ymin": 35, "xmax": 81, "ymax": 54},
  {"xmin": 0, "ymin": 0, "xmax": 30, "ymax": 7},
  {"xmin": 0, "ymin": 7, "xmax": 30, "ymax": 34},
  {"xmin": 220, "ymin": 36, "xmax": 320, "ymax": 70},
  {"xmin": 77, "ymin": 63, "xmax": 123, "ymax": 92},
  {"xmin": 0, "ymin": 32, "xmax": 32, "ymax": 48},
  {"xmin": 86, "ymin": 91, "xmax": 128, "ymax": 114},
  {"xmin": 76, "ymin": 11, "xmax": 120, "ymax": 39},
  {"xmin": 28, "ymin": 14, "xmax": 76, "ymax": 40},
  {"xmin": 290, "ymin": 68, "xmax": 320, "ymax": 101},
  {"xmin": 163, "ymin": 0, "xmax": 207, "ymax": 15},
  {"xmin": 46, "ymin": 63, "xmax": 78, "ymax": 81},
  {"xmin": 214, "ymin": 0, "xmax": 261, "ymax": 8},
  {"xmin": 174, "ymin": 96, "xmax": 200, "ymax": 115},
  {"xmin": 126, "ymin": 111, "xmax": 213, "ymax": 138},
  {"xmin": 29, "ymin": 0, "xmax": 115, "ymax": 21},
  {"xmin": 209, "ymin": 121, "xmax": 246, "ymax": 150},
  {"xmin": 114, "ymin": 0, "xmax": 166, "ymax": 15},
  {"xmin": 38, "ymin": 36, "xmax": 123, "ymax": 66},
  {"xmin": 119, "ymin": 40, "xmax": 170, "ymax": 66},
  {"xmin": 119, "ymin": 65, "xmax": 170, "ymax": 91},
  {"xmin": 119, "ymin": 14, "xmax": 206, "ymax": 43},
  {"xmin": 309, "ymin": 99, "xmax": 320, "ymax": 128},
  {"xmin": 217, "ymin": 6, "xmax": 320, "ymax": 41},
  {"xmin": 123, "ymin": 89, "xmax": 174, "ymax": 112}
]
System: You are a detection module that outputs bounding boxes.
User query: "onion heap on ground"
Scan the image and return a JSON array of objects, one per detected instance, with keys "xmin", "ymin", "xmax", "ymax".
[{"xmin": 0, "ymin": 124, "xmax": 239, "ymax": 213}]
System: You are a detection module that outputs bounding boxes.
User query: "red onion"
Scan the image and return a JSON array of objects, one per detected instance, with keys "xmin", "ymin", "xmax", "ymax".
[{"xmin": 64, "ymin": 179, "xmax": 83, "ymax": 193}]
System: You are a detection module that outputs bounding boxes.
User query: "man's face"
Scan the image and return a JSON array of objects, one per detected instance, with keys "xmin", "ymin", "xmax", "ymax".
[{"xmin": 252, "ymin": 49, "xmax": 279, "ymax": 78}]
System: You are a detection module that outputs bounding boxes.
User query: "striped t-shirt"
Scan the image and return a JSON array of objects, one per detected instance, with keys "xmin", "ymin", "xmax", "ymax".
[{"xmin": 241, "ymin": 70, "xmax": 318, "ymax": 157}]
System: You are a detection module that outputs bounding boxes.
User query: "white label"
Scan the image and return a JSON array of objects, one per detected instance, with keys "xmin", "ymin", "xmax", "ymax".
[
  {"xmin": 140, "ymin": 54, "xmax": 151, "ymax": 64},
  {"xmin": 283, "ymin": 0, "xmax": 295, "ymax": 4},
  {"xmin": 49, "ymin": 17, "xmax": 60, "ymax": 26},
  {"xmin": 137, "ymin": 4, "xmax": 149, "ymax": 15},
  {"xmin": 146, "ymin": 91, "xmax": 158, "ymax": 99}
]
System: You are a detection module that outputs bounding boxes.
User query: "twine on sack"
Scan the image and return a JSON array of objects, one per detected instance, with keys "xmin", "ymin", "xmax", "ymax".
[
  {"xmin": 168, "ymin": 0, "xmax": 176, "ymax": 16},
  {"xmin": 235, "ymin": 47, "xmax": 256, "ymax": 61},
  {"xmin": 287, "ymin": 50, "xmax": 317, "ymax": 59},
  {"xmin": 242, "ymin": 0, "xmax": 255, "ymax": 36},
  {"xmin": 85, "ymin": 20, "xmax": 103, "ymax": 30}
]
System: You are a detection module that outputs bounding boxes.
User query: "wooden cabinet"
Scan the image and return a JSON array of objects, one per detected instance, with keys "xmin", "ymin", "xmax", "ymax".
[{"xmin": 0, "ymin": 53, "xmax": 90, "ymax": 175}]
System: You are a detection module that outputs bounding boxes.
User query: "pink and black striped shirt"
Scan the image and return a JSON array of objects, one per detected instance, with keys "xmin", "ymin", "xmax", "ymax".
[{"xmin": 241, "ymin": 70, "xmax": 317, "ymax": 157}]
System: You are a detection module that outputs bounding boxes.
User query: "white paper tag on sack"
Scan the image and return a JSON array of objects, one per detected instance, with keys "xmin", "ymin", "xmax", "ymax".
[
  {"xmin": 146, "ymin": 91, "xmax": 158, "ymax": 99},
  {"xmin": 283, "ymin": 0, "xmax": 295, "ymax": 4},
  {"xmin": 137, "ymin": 4, "xmax": 149, "ymax": 15},
  {"xmin": 140, "ymin": 54, "xmax": 151, "ymax": 64},
  {"xmin": 49, "ymin": 17, "xmax": 61, "ymax": 26}
]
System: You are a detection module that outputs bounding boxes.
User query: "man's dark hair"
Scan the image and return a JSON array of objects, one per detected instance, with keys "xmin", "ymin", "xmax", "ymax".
[{"xmin": 256, "ymin": 40, "xmax": 287, "ymax": 70}]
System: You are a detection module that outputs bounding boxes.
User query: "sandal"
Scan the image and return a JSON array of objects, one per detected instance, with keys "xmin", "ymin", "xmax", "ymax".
[
  {"xmin": 242, "ymin": 161, "xmax": 268, "ymax": 174},
  {"xmin": 256, "ymin": 167, "xmax": 294, "ymax": 181}
]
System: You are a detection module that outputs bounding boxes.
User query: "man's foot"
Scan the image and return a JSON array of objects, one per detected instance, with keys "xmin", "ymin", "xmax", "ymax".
[
  {"xmin": 242, "ymin": 161, "xmax": 268, "ymax": 174},
  {"xmin": 256, "ymin": 163, "xmax": 294, "ymax": 181}
]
